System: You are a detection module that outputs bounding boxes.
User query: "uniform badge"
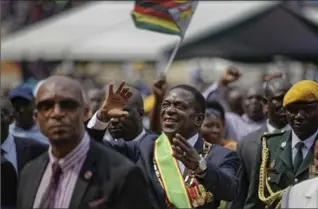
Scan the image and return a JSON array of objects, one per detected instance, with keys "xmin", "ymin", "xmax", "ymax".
[
  {"xmin": 84, "ymin": 170, "xmax": 92, "ymax": 179},
  {"xmin": 270, "ymin": 160, "xmax": 276, "ymax": 168},
  {"xmin": 281, "ymin": 142, "xmax": 286, "ymax": 148}
]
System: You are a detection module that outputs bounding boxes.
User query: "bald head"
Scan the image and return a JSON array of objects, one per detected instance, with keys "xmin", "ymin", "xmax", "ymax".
[
  {"xmin": 127, "ymin": 86, "xmax": 144, "ymax": 110},
  {"xmin": 35, "ymin": 75, "xmax": 89, "ymax": 149},
  {"xmin": 245, "ymin": 84, "xmax": 265, "ymax": 98},
  {"xmin": 227, "ymin": 88, "xmax": 244, "ymax": 115},
  {"xmin": 264, "ymin": 78, "xmax": 292, "ymax": 99},
  {"xmin": 36, "ymin": 75, "xmax": 85, "ymax": 105},
  {"xmin": 243, "ymin": 84, "xmax": 265, "ymax": 121}
]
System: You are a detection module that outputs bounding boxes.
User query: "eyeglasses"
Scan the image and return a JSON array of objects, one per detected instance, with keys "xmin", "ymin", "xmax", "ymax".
[{"xmin": 36, "ymin": 99, "xmax": 81, "ymax": 114}]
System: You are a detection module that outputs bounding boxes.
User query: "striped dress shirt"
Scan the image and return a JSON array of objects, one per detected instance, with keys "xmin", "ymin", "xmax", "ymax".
[{"xmin": 33, "ymin": 133, "xmax": 90, "ymax": 208}]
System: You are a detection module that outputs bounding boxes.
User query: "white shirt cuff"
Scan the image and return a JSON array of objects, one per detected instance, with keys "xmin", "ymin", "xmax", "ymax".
[{"xmin": 87, "ymin": 111, "xmax": 108, "ymax": 130}]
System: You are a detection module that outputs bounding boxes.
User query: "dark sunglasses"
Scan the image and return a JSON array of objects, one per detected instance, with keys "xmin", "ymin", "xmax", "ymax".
[{"xmin": 36, "ymin": 99, "xmax": 81, "ymax": 113}]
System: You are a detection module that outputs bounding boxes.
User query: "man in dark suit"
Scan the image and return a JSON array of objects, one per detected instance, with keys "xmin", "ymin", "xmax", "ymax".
[
  {"xmin": 87, "ymin": 85, "xmax": 153, "ymax": 143},
  {"xmin": 231, "ymin": 78, "xmax": 291, "ymax": 209},
  {"xmin": 1, "ymin": 97, "xmax": 47, "ymax": 208},
  {"xmin": 245, "ymin": 80, "xmax": 318, "ymax": 209},
  {"xmin": 17, "ymin": 76, "xmax": 151, "ymax": 209},
  {"xmin": 1, "ymin": 157, "xmax": 17, "ymax": 208},
  {"xmin": 88, "ymin": 82, "xmax": 240, "ymax": 209}
]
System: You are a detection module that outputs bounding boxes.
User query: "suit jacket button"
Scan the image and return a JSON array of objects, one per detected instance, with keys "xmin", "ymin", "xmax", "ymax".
[
  {"xmin": 294, "ymin": 178, "xmax": 298, "ymax": 183},
  {"xmin": 267, "ymin": 177, "xmax": 271, "ymax": 181}
]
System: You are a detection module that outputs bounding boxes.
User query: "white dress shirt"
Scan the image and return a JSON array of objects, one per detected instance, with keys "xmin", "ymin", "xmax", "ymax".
[
  {"xmin": 291, "ymin": 129, "xmax": 318, "ymax": 163},
  {"xmin": 87, "ymin": 113, "xmax": 198, "ymax": 174},
  {"xmin": 9, "ymin": 122, "xmax": 49, "ymax": 145},
  {"xmin": 266, "ymin": 120, "xmax": 291, "ymax": 134},
  {"xmin": 1, "ymin": 134, "xmax": 18, "ymax": 173},
  {"xmin": 282, "ymin": 177, "xmax": 318, "ymax": 208},
  {"xmin": 33, "ymin": 132, "xmax": 90, "ymax": 208}
]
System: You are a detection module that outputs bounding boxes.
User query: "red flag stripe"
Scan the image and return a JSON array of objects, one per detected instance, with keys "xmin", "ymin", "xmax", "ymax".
[
  {"xmin": 134, "ymin": 5, "xmax": 173, "ymax": 21},
  {"xmin": 144, "ymin": 0, "xmax": 187, "ymax": 8}
]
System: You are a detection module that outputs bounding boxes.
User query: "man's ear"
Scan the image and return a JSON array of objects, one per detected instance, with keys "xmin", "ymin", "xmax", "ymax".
[
  {"xmin": 33, "ymin": 109, "xmax": 38, "ymax": 121},
  {"xmin": 139, "ymin": 108, "xmax": 145, "ymax": 120},
  {"xmin": 8, "ymin": 112, "xmax": 15, "ymax": 125},
  {"xmin": 194, "ymin": 113, "xmax": 205, "ymax": 127}
]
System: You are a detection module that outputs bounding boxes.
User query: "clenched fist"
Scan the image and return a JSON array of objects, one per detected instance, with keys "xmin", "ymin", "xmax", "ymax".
[{"xmin": 219, "ymin": 66, "xmax": 241, "ymax": 86}]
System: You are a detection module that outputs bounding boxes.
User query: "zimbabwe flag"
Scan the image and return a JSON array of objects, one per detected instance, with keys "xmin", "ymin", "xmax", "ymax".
[{"xmin": 131, "ymin": 0, "xmax": 198, "ymax": 37}]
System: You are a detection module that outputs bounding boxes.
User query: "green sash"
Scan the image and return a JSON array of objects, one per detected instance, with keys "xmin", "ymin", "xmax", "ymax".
[{"xmin": 154, "ymin": 133, "xmax": 191, "ymax": 208}]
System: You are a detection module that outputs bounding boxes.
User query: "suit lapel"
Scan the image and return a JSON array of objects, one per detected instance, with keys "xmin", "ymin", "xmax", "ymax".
[
  {"xmin": 14, "ymin": 138, "xmax": 29, "ymax": 173},
  {"xmin": 255, "ymin": 124, "xmax": 268, "ymax": 145},
  {"xmin": 25, "ymin": 154, "xmax": 49, "ymax": 209},
  {"xmin": 69, "ymin": 140, "xmax": 98, "ymax": 209},
  {"xmin": 279, "ymin": 133, "xmax": 293, "ymax": 171},
  {"xmin": 143, "ymin": 139, "xmax": 165, "ymax": 206},
  {"xmin": 295, "ymin": 136, "xmax": 318, "ymax": 178}
]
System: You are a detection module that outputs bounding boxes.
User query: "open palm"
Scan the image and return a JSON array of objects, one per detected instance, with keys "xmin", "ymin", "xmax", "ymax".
[{"xmin": 100, "ymin": 81, "xmax": 133, "ymax": 120}]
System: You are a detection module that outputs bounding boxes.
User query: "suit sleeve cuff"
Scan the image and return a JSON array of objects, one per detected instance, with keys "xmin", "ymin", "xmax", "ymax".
[
  {"xmin": 87, "ymin": 111, "xmax": 109, "ymax": 130},
  {"xmin": 195, "ymin": 169, "xmax": 208, "ymax": 179}
]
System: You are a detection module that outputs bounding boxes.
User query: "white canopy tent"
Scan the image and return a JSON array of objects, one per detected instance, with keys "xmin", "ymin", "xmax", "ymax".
[{"xmin": 1, "ymin": 1, "xmax": 276, "ymax": 61}]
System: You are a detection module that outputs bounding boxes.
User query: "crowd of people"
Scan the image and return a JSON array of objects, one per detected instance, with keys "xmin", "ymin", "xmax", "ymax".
[
  {"xmin": 1, "ymin": 1, "xmax": 84, "ymax": 37},
  {"xmin": 1, "ymin": 66, "xmax": 318, "ymax": 209}
]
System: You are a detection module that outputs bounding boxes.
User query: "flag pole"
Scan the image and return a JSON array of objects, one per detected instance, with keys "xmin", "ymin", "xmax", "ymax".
[{"xmin": 163, "ymin": 37, "xmax": 183, "ymax": 74}]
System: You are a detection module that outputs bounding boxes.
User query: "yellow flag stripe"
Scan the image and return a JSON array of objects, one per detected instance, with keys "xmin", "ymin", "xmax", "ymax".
[{"xmin": 132, "ymin": 11, "xmax": 181, "ymax": 33}]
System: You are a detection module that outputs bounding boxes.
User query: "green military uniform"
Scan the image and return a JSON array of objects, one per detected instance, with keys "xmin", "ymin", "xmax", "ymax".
[{"xmin": 244, "ymin": 129, "xmax": 317, "ymax": 209}]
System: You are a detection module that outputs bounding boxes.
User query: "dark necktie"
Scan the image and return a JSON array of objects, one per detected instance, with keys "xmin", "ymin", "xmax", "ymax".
[
  {"xmin": 38, "ymin": 162, "xmax": 63, "ymax": 208},
  {"xmin": 293, "ymin": 142, "xmax": 304, "ymax": 173}
]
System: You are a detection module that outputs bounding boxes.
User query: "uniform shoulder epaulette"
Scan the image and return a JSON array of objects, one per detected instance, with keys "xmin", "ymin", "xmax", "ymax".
[{"xmin": 262, "ymin": 130, "xmax": 286, "ymax": 138}]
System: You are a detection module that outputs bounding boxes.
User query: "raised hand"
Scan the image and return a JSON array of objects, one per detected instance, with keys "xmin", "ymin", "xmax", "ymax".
[
  {"xmin": 171, "ymin": 134, "xmax": 201, "ymax": 171},
  {"xmin": 219, "ymin": 66, "xmax": 241, "ymax": 86},
  {"xmin": 98, "ymin": 81, "xmax": 133, "ymax": 122},
  {"xmin": 153, "ymin": 73, "xmax": 167, "ymax": 101}
]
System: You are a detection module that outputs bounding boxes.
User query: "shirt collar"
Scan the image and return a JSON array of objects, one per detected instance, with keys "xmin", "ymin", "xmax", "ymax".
[
  {"xmin": 10, "ymin": 122, "xmax": 40, "ymax": 132},
  {"xmin": 48, "ymin": 132, "xmax": 90, "ymax": 171},
  {"xmin": 132, "ymin": 129, "xmax": 146, "ymax": 142},
  {"xmin": 1, "ymin": 134, "xmax": 15, "ymax": 153},
  {"xmin": 291, "ymin": 128, "xmax": 318, "ymax": 150},
  {"xmin": 188, "ymin": 133, "xmax": 199, "ymax": 147},
  {"xmin": 266, "ymin": 120, "xmax": 291, "ymax": 134}
]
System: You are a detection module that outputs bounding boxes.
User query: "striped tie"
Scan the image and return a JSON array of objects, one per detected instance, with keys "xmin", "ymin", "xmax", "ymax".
[{"xmin": 39, "ymin": 162, "xmax": 62, "ymax": 208}]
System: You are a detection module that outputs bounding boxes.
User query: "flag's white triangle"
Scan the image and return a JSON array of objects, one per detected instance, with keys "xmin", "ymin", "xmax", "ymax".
[{"xmin": 168, "ymin": 1, "xmax": 199, "ymax": 35}]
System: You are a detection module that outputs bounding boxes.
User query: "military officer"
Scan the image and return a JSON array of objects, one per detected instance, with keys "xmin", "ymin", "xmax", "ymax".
[
  {"xmin": 281, "ymin": 140, "xmax": 318, "ymax": 208},
  {"xmin": 245, "ymin": 80, "xmax": 318, "ymax": 209}
]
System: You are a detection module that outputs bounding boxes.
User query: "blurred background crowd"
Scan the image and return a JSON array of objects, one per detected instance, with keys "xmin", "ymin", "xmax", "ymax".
[
  {"xmin": 1, "ymin": 1, "xmax": 318, "ymax": 209},
  {"xmin": 1, "ymin": 1, "xmax": 318, "ymax": 98}
]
